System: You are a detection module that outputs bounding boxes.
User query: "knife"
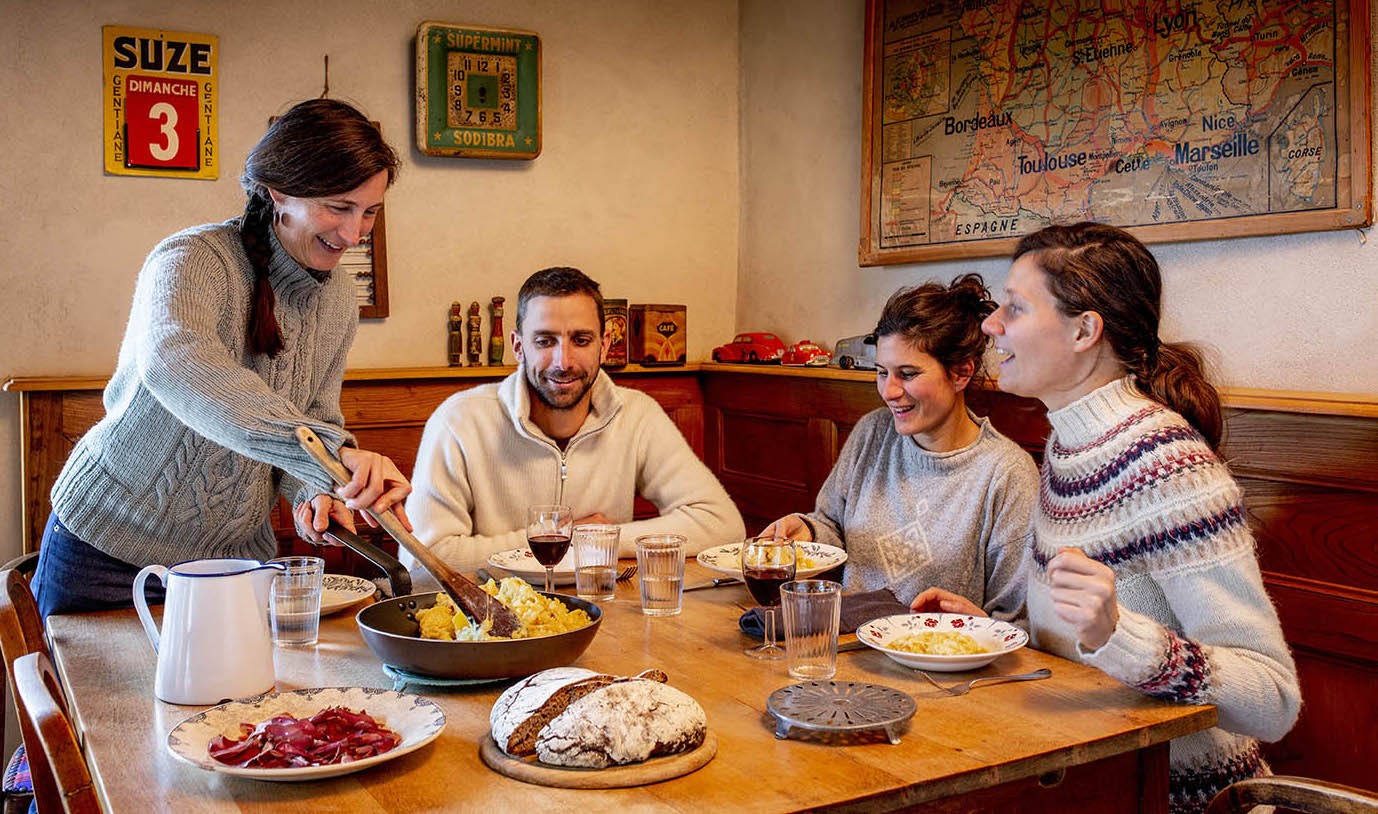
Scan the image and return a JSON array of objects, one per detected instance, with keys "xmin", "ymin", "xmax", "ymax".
[
  {"xmin": 683, "ymin": 577, "xmax": 741, "ymax": 592},
  {"xmin": 839, "ymin": 639, "xmax": 869, "ymax": 652}
]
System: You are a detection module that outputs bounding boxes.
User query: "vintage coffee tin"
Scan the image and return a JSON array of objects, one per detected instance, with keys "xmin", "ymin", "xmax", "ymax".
[
  {"xmin": 603, "ymin": 298, "xmax": 629, "ymax": 368},
  {"xmin": 629, "ymin": 304, "xmax": 687, "ymax": 366}
]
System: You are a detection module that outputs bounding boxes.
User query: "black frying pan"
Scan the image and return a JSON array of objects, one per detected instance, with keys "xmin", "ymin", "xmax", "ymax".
[{"xmin": 353, "ymin": 592, "xmax": 603, "ymax": 679}]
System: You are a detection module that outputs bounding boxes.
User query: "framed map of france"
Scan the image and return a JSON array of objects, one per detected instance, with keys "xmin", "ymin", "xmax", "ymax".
[{"xmin": 860, "ymin": 0, "xmax": 1372, "ymax": 265}]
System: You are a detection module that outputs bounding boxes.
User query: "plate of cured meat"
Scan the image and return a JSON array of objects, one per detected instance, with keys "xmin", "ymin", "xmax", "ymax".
[{"xmin": 166, "ymin": 687, "xmax": 445, "ymax": 781}]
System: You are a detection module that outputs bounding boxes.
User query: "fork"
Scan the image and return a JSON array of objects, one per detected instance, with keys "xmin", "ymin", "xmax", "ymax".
[
  {"xmin": 615, "ymin": 564, "xmax": 638, "ymax": 582},
  {"xmin": 918, "ymin": 668, "xmax": 1052, "ymax": 697}
]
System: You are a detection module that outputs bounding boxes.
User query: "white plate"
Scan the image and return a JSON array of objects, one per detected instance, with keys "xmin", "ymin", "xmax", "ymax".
[
  {"xmin": 856, "ymin": 613, "xmax": 1028, "ymax": 672},
  {"xmin": 695, "ymin": 542, "xmax": 847, "ymax": 579},
  {"xmin": 166, "ymin": 687, "xmax": 445, "ymax": 781},
  {"xmin": 487, "ymin": 547, "xmax": 576, "ymax": 585},
  {"xmin": 319, "ymin": 574, "xmax": 377, "ymax": 616}
]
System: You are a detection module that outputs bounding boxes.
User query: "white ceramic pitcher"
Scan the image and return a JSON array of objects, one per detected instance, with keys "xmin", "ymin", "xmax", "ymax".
[{"xmin": 133, "ymin": 558, "xmax": 282, "ymax": 705}]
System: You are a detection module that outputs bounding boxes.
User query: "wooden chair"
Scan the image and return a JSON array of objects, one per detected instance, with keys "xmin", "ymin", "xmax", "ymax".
[
  {"xmin": 1206, "ymin": 776, "xmax": 1378, "ymax": 814},
  {"xmin": 0, "ymin": 558, "xmax": 61, "ymax": 813},
  {"xmin": 12, "ymin": 653, "xmax": 100, "ymax": 814}
]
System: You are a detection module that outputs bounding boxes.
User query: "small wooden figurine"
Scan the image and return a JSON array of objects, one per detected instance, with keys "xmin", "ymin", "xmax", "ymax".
[
  {"xmin": 447, "ymin": 302, "xmax": 464, "ymax": 366},
  {"xmin": 466, "ymin": 301, "xmax": 482, "ymax": 366},
  {"xmin": 488, "ymin": 296, "xmax": 506, "ymax": 366}
]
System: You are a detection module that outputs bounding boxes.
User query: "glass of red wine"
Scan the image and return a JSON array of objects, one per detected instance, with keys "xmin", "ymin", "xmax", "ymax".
[
  {"xmin": 526, "ymin": 505, "xmax": 573, "ymax": 593},
  {"xmin": 742, "ymin": 537, "xmax": 797, "ymax": 660}
]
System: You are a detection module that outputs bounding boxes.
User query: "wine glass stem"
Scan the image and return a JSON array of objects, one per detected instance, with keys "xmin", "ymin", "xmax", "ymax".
[
  {"xmin": 764, "ymin": 606, "xmax": 777, "ymax": 647},
  {"xmin": 545, "ymin": 567, "xmax": 554, "ymax": 593}
]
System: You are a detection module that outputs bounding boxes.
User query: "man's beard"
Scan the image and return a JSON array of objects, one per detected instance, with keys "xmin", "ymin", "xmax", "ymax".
[{"xmin": 526, "ymin": 365, "xmax": 597, "ymax": 410}]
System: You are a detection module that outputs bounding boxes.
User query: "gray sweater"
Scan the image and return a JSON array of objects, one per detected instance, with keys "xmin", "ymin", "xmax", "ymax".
[
  {"xmin": 50, "ymin": 220, "xmax": 357, "ymax": 567},
  {"xmin": 800, "ymin": 408, "xmax": 1038, "ymax": 622}
]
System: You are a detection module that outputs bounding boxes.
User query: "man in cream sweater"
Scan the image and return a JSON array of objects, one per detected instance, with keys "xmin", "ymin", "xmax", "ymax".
[{"xmin": 406, "ymin": 267, "xmax": 745, "ymax": 573}]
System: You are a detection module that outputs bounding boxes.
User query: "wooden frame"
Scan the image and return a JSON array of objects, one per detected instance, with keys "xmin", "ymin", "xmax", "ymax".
[
  {"xmin": 859, "ymin": 0, "xmax": 1374, "ymax": 266},
  {"xmin": 415, "ymin": 21, "xmax": 542, "ymax": 159},
  {"xmin": 353, "ymin": 204, "xmax": 388, "ymax": 319}
]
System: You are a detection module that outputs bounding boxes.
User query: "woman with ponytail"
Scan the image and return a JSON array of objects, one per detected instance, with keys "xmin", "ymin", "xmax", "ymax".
[
  {"xmin": 34, "ymin": 99, "xmax": 412, "ymax": 617},
  {"xmin": 760, "ymin": 275, "xmax": 1038, "ymax": 621},
  {"xmin": 971, "ymin": 222, "xmax": 1300, "ymax": 813}
]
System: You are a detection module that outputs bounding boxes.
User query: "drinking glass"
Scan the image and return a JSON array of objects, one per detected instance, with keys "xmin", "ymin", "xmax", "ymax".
[
  {"xmin": 741, "ymin": 537, "xmax": 796, "ymax": 660},
  {"xmin": 635, "ymin": 534, "xmax": 686, "ymax": 616},
  {"xmin": 781, "ymin": 580, "xmax": 842, "ymax": 679},
  {"xmin": 572, "ymin": 523, "xmax": 620, "ymax": 601},
  {"xmin": 526, "ymin": 505, "xmax": 573, "ymax": 592},
  {"xmin": 268, "ymin": 556, "xmax": 324, "ymax": 647}
]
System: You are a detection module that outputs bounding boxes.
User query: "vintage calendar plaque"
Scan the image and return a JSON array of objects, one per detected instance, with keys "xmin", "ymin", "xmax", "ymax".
[
  {"xmin": 103, "ymin": 25, "xmax": 218, "ymax": 179},
  {"xmin": 416, "ymin": 21, "xmax": 541, "ymax": 159}
]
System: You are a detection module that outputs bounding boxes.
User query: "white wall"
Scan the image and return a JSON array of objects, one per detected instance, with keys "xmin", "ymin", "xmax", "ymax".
[
  {"xmin": 739, "ymin": 0, "xmax": 1378, "ymax": 395},
  {"xmin": 0, "ymin": 0, "xmax": 741, "ymax": 561}
]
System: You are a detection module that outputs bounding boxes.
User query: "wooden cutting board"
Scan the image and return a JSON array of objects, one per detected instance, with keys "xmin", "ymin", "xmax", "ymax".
[{"xmin": 479, "ymin": 731, "xmax": 717, "ymax": 789}]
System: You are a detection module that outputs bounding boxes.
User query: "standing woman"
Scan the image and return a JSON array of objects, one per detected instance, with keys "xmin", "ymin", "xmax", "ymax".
[
  {"xmin": 761, "ymin": 275, "xmax": 1038, "ymax": 620},
  {"xmin": 981, "ymin": 222, "xmax": 1300, "ymax": 812},
  {"xmin": 33, "ymin": 99, "xmax": 412, "ymax": 618}
]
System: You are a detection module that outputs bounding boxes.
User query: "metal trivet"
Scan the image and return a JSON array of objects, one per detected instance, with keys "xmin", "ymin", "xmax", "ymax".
[{"xmin": 767, "ymin": 681, "xmax": 916, "ymax": 744}]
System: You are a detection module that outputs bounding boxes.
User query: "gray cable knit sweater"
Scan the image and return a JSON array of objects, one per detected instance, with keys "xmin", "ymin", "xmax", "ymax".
[
  {"xmin": 49, "ymin": 219, "xmax": 357, "ymax": 568},
  {"xmin": 798, "ymin": 408, "xmax": 1038, "ymax": 621}
]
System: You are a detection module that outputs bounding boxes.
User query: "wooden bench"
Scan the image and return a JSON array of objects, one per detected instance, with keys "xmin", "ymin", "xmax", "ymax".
[{"xmin": 6, "ymin": 363, "xmax": 1376, "ymax": 790}]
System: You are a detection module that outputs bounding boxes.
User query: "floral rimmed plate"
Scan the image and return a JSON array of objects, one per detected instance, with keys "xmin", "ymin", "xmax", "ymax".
[
  {"xmin": 695, "ymin": 542, "xmax": 847, "ymax": 579},
  {"xmin": 319, "ymin": 574, "xmax": 378, "ymax": 615},
  {"xmin": 856, "ymin": 613, "xmax": 1028, "ymax": 672},
  {"xmin": 487, "ymin": 548, "xmax": 576, "ymax": 585},
  {"xmin": 166, "ymin": 687, "xmax": 445, "ymax": 781}
]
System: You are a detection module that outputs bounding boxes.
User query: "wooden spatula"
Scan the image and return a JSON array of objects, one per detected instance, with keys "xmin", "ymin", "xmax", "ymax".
[{"xmin": 294, "ymin": 426, "xmax": 521, "ymax": 637}]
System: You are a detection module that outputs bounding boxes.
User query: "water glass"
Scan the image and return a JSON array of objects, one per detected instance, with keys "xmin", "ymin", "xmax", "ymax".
[
  {"xmin": 781, "ymin": 580, "xmax": 842, "ymax": 679},
  {"xmin": 269, "ymin": 556, "xmax": 324, "ymax": 647},
  {"xmin": 635, "ymin": 534, "xmax": 685, "ymax": 617},
  {"xmin": 572, "ymin": 524, "xmax": 620, "ymax": 601}
]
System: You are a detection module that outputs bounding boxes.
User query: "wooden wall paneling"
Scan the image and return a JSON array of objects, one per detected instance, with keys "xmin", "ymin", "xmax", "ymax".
[
  {"xmin": 1260, "ymin": 650, "xmax": 1378, "ymax": 790},
  {"xmin": 1244, "ymin": 478, "xmax": 1378, "ymax": 590},
  {"xmin": 965, "ymin": 385, "xmax": 1051, "ymax": 457},
  {"xmin": 1224, "ymin": 408, "xmax": 1378, "ymax": 489}
]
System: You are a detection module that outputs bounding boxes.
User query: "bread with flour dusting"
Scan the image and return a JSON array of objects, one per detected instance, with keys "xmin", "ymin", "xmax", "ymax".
[
  {"xmin": 536, "ymin": 679, "xmax": 707, "ymax": 768},
  {"xmin": 490, "ymin": 667, "xmax": 608, "ymax": 756},
  {"xmin": 489, "ymin": 667, "xmax": 706, "ymax": 767}
]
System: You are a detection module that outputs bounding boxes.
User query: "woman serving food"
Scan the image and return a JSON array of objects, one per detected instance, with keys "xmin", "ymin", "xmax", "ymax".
[{"xmin": 33, "ymin": 99, "xmax": 412, "ymax": 617}]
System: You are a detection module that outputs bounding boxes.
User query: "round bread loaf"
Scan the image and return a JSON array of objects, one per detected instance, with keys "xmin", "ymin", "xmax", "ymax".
[
  {"xmin": 490, "ymin": 667, "xmax": 603, "ymax": 756},
  {"xmin": 535, "ymin": 680, "xmax": 707, "ymax": 768}
]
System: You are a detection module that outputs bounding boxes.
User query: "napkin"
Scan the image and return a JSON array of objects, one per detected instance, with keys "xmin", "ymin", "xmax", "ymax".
[{"xmin": 738, "ymin": 588, "xmax": 911, "ymax": 640}]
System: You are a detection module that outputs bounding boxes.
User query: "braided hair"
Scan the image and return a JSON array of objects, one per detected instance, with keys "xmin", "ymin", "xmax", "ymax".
[{"xmin": 239, "ymin": 99, "xmax": 399, "ymax": 356}]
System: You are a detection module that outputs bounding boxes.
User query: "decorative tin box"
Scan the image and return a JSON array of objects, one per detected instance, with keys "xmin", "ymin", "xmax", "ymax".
[
  {"xmin": 603, "ymin": 298, "xmax": 629, "ymax": 368},
  {"xmin": 628, "ymin": 304, "xmax": 687, "ymax": 366}
]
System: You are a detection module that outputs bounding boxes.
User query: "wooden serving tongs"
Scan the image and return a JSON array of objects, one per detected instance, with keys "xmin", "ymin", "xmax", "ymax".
[{"xmin": 294, "ymin": 426, "xmax": 521, "ymax": 637}]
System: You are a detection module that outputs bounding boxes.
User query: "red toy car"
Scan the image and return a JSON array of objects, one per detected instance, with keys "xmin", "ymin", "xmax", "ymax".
[
  {"xmin": 781, "ymin": 340, "xmax": 833, "ymax": 367},
  {"xmin": 712, "ymin": 332, "xmax": 786, "ymax": 364}
]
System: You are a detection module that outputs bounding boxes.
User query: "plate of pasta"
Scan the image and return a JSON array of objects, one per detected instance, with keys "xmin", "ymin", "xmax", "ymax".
[
  {"xmin": 856, "ymin": 613, "xmax": 1027, "ymax": 672},
  {"xmin": 695, "ymin": 541, "xmax": 846, "ymax": 579}
]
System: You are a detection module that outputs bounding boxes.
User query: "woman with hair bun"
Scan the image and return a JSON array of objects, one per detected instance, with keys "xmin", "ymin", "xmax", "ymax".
[
  {"xmin": 976, "ymin": 222, "xmax": 1300, "ymax": 812},
  {"xmin": 33, "ymin": 98, "xmax": 413, "ymax": 617},
  {"xmin": 761, "ymin": 274, "xmax": 1038, "ymax": 621}
]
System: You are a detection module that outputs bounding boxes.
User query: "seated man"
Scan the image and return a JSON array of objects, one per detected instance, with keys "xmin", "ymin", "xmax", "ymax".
[{"xmin": 407, "ymin": 266, "xmax": 746, "ymax": 572}]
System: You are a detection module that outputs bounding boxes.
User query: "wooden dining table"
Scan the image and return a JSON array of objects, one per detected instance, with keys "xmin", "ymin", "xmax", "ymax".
[{"xmin": 47, "ymin": 560, "xmax": 1216, "ymax": 813}]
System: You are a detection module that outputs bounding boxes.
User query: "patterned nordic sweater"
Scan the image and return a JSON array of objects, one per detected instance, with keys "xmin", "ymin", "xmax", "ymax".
[{"xmin": 1026, "ymin": 378, "xmax": 1300, "ymax": 814}]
